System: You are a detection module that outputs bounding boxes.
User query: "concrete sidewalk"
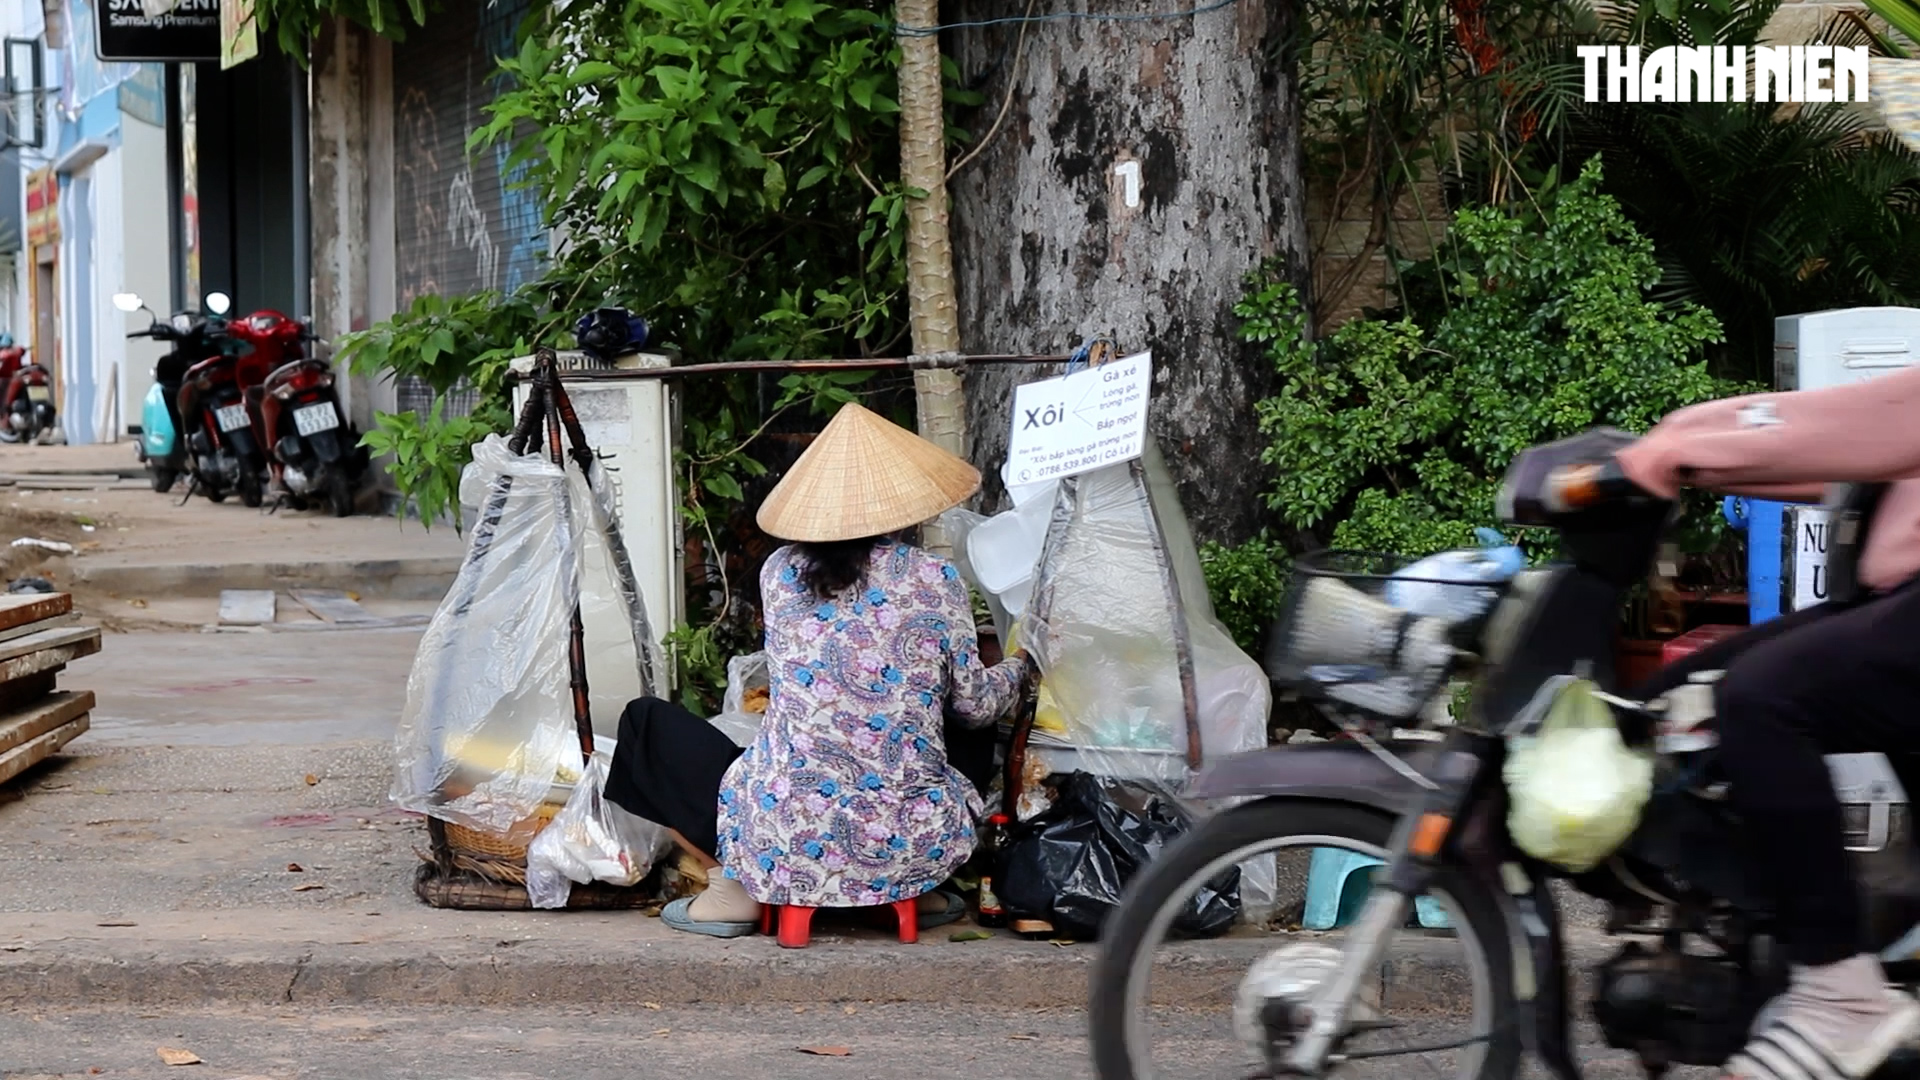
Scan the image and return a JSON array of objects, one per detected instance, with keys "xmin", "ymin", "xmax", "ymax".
[
  {"xmin": 0, "ymin": 624, "xmax": 1586, "ymax": 1017},
  {"xmin": 0, "ymin": 442, "xmax": 464, "ymax": 616},
  {"xmin": 0, "ymin": 734, "xmax": 1599, "ymax": 1013}
]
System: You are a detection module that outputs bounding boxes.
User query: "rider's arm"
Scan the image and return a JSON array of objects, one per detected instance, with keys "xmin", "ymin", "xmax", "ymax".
[{"xmin": 1618, "ymin": 363, "xmax": 1920, "ymax": 498}]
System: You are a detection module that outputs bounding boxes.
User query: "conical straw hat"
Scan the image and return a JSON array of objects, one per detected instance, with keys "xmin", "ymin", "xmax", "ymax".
[{"xmin": 757, "ymin": 402, "xmax": 981, "ymax": 542}]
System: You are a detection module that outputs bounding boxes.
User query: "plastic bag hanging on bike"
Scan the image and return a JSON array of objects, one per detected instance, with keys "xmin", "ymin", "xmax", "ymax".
[
  {"xmin": 1504, "ymin": 676, "xmax": 1656, "ymax": 872},
  {"xmin": 391, "ymin": 433, "xmax": 582, "ymax": 839}
]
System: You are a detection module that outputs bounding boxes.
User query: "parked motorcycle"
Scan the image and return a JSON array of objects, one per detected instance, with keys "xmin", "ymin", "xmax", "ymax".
[
  {"xmin": 1087, "ymin": 426, "xmax": 1920, "ymax": 1080},
  {"xmin": 260, "ymin": 349, "xmax": 367, "ymax": 517},
  {"xmin": 120, "ymin": 292, "xmax": 228, "ymax": 493},
  {"xmin": 0, "ymin": 333, "xmax": 57, "ymax": 444}
]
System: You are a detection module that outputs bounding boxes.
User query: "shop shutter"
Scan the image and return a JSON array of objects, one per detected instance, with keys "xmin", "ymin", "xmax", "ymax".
[{"xmin": 390, "ymin": 0, "xmax": 538, "ymax": 417}]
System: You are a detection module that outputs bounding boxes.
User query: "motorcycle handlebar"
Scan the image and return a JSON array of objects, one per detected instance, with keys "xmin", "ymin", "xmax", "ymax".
[{"xmin": 1545, "ymin": 459, "xmax": 1647, "ymax": 512}]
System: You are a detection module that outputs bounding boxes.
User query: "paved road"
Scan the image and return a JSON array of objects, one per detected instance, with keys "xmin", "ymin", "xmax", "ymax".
[{"xmin": 0, "ymin": 1004, "xmax": 1700, "ymax": 1080}]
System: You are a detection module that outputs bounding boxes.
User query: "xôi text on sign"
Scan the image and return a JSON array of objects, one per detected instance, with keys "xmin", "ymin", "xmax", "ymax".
[{"xmin": 1005, "ymin": 352, "xmax": 1152, "ymax": 485}]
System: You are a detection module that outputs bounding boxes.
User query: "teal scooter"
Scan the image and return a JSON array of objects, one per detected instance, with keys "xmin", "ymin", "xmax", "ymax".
[{"xmin": 119, "ymin": 292, "xmax": 231, "ymax": 494}]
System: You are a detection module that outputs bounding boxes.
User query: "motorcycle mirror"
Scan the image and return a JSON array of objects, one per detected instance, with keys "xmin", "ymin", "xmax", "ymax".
[
  {"xmin": 205, "ymin": 292, "xmax": 232, "ymax": 316},
  {"xmin": 112, "ymin": 293, "xmax": 144, "ymax": 314}
]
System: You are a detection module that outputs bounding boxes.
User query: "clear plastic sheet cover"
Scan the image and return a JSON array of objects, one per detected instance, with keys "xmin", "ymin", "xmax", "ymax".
[
  {"xmin": 391, "ymin": 434, "xmax": 583, "ymax": 836},
  {"xmin": 572, "ymin": 458, "xmax": 657, "ymax": 742},
  {"xmin": 1016, "ymin": 443, "xmax": 1276, "ymax": 920}
]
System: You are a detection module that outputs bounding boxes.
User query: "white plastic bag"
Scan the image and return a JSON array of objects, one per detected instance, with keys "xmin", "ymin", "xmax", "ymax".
[
  {"xmin": 1505, "ymin": 677, "xmax": 1654, "ymax": 872},
  {"xmin": 573, "ymin": 459, "xmax": 662, "ymax": 742},
  {"xmin": 1383, "ymin": 529, "xmax": 1526, "ymax": 622},
  {"xmin": 525, "ymin": 753, "xmax": 672, "ymax": 909},
  {"xmin": 391, "ymin": 434, "xmax": 581, "ymax": 838},
  {"xmin": 707, "ymin": 652, "xmax": 768, "ymax": 748}
]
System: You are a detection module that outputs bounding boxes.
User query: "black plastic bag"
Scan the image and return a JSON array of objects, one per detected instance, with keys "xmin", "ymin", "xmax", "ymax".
[{"xmin": 997, "ymin": 772, "xmax": 1240, "ymax": 940}]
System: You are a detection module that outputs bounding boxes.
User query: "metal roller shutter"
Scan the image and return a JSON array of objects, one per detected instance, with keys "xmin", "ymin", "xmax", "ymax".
[{"xmin": 390, "ymin": 0, "xmax": 538, "ymax": 417}]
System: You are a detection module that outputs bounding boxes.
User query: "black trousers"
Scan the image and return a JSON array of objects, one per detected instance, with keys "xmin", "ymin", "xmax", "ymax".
[
  {"xmin": 1631, "ymin": 581, "xmax": 1920, "ymax": 966},
  {"xmin": 602, "ymin": 696, "xmax": 1001, "ymax": 860}
]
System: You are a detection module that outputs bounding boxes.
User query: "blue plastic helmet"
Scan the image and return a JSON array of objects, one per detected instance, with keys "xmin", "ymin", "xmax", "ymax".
[{"xmin": 0, "ymin": 334, "xmax": 15, "ymax": 349}]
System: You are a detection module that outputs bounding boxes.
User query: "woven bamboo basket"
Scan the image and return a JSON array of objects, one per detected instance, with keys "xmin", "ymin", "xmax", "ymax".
[{"xmin": 440, "ymin": 802, "xmax": 562, "ymax": 863}]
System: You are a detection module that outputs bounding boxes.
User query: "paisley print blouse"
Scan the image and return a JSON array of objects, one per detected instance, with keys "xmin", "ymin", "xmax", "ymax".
[{"xmin": 715, "ymin": 541, "xmax": 1028, "ymax": 907}]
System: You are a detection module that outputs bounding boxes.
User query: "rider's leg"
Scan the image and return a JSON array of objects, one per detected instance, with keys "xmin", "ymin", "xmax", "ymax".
[{"xmin": 1706, "ymin": 583, "xmax": 1920, "ymax": 1076}]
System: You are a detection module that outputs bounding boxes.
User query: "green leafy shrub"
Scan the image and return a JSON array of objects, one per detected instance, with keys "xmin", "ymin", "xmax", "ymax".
[
  {"xmin": 358, "ymin": 396, "xmax": 498, "ymax": 531},
  {"xmin": 1199, "ymin": 532, "xmax": 1293, "ymax": 656},
  {"xmin": 1243, "ymin": 157, "xmax": 1748, "ymax": 557}
]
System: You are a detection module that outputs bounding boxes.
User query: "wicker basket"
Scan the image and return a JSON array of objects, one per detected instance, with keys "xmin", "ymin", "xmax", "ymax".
[{"xmin": 441, "ymin": 802, "xmax": 562, "ymax": 863}]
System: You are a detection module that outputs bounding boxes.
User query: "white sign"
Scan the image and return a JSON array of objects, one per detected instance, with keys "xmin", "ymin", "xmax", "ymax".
[
  {"xmin": 1005, "ymin": 351, "xmax": 1152, "ymax": 485},
  {"xmin": 1788, "ymin": 505, "xmax": 1833, "ymax": 611}
]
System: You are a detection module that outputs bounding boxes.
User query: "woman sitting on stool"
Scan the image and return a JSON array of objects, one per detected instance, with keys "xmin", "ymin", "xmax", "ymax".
[{"xmin": 604, "ymin": 402, "xmax": 1031, "ymax": 937}]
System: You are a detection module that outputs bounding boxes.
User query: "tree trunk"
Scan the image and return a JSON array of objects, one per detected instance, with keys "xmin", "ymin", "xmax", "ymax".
[
  {"xmin": 896, "ymin": 0, "xmax": 967, "ymax": 557},
  {"xmin": 945, "ymin": 0, "xmax": 1310, "ymax": 545}
]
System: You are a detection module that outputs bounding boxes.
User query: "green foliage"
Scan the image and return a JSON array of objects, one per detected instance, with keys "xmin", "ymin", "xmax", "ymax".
[
  {"xmin": 1199, "ymin": 533, "xmax": 1292, "ymax": 655},
  {"xmin": 1245, "ymin": 158, "xmax": 1744, "ymax": 557},
  {"xmin": 252, "ymin": 0, "xmax": 431, "ymax": 59},
  {"xmin": 358, "ymin": 396, "xmax": 496, "ymax": 531},
  {"xmin": 1561, "ymin": 0, "xmax": 1920, "ymax": 382},
  {"xmin": 476, "ymin": 0, "xmax": 913, "ymax": 364}
]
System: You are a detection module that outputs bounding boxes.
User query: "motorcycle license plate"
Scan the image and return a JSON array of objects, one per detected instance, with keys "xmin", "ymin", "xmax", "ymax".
[
  {"xmin": 294, "ymin": 402, "xmax": 339, "ymax": 436},
  {"xmin": 25, "ymin": 385, "xmax": 50, "ymax": 403},
  {"xmin": 215, "ymin": 404, "xmax": 250, "ymax": 433}
]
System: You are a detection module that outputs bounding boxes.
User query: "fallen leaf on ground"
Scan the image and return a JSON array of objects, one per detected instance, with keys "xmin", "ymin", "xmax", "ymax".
[
  {"xmin": 797, "ymin": 1046, "xmax": 852, "ymax": 1057},
  {"xmin": 1008, "ymin": 1034, "xmax": 1038, "ymax": 1041},
  {"xmin": 95, "ymin": 921, "xmax": 137, "ymax": 928},
  {"xmin": 1049, "ymin": 938, "xmax": 1076, "ymax": 947},
  {"xmin": 286, "ymin": 863, "xmax": 304, "ymax": 873},
  {"xmin": 157, "ymin": 1046, "xmax": 202, "ymax": 1065},
  {"xmin": 128, "ymin": 598, "xmax": 148, "ymax": 608},
  {"xmin": 292, "ymin": 884, "xmax": 324, "ymax": 893},
  {"xmin": 304, "ymin": 774, "xmax": 318, "ymax": 786},
  {"xmin": 843, "ymin": 1005, "xmax": 857, "ymax": 1015},
  {"xmin": 642, "ymin": 1002, "xmax": 661, "ymax": 1010},
  {"xmin": 949, "ymin": 929, "xmax": 992, "ymax": 942}
]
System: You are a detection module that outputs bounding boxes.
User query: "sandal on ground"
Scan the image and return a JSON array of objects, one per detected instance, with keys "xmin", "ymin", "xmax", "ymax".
[
  {"xmin": 914, "ymin": 888, "xmax": 968, "ymax": 931},
  {"xmin": 660, "ymin": 896, "xmax": 757, "ymax": 939},
  {"xmin": 1722, "ymin": 995, "xmax": 1920, "ymax": 1080}
]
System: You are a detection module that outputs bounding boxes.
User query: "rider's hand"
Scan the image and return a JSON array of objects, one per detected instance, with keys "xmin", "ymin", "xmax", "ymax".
[{"xmin": 1614, "ymin": 441, "xmax": 1685, "ymax": 500}]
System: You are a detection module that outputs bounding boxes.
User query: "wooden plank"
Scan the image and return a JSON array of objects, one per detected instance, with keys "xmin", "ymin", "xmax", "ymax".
[
  {"xmin": 289, "ymin": 589, "xmax": 377, "ymax": 624},
  {"xmin": 219, "ymin": 590, "xmax": 277, "ymax": 625},
  {"xmin": 0, "ymin": 592, "xmax": 72, "ymax": 635},
  {"xmin": 0, "ymin": 626, "xmax": 100, "ymax": 666},
  {"xmin": 0, "ymin": 611, "xmax": 75, "ymax": 645},
  {"xmin": 0, "ymin": 714, "xmax": 88, "ymax": 786},
  {"xmin": 0, "ymin": 669, "xmax": 58, "ymax": 712},
  {"xmin": 0, "ymin": 636, "xmax": 97, "ymax": 691},
  {"xmin": 0, "ymin": 690, "xmax": 93, "ymax": 756}
]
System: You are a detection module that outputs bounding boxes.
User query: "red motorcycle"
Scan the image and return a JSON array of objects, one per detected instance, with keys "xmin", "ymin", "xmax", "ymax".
[
  {"xmin": 258, "ymin": 345, "xmax": 366, "ymax": 517},
  {"xmin": 0, "ymin": 335, "xmax": 57, "ymax": 444},
  {"xmin": 177, "ymin": 297, "xmax": 280, "ymax": 506}
]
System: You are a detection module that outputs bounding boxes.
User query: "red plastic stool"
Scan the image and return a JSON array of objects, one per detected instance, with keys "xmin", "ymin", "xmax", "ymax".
[{"xmin": 759, "ymin": 900, "xmax": 919, "ymax": 949}]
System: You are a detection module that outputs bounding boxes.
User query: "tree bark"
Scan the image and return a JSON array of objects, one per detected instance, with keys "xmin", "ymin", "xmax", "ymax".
[
  {"xmin": 896, "ymin": 0, "xmax": 967, "ymax": 556},
  {"xmin": 945, "ymin": 0, "xmax": 1310, "ymax": 545}
]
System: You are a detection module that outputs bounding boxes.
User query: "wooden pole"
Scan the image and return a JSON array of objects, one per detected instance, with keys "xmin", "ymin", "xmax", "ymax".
[{"xmin": 896, "ymin": 0, "xmax": 967, "ymax": 555}]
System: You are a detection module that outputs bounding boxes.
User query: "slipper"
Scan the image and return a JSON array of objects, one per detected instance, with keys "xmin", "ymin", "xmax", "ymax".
[
  {"xmin": 915, "ymin": 888, "xmax": 968, "ymax": 931},
  {"xmin": 660, "ymin": 896, "xmax": 757, "ymax": 939}
]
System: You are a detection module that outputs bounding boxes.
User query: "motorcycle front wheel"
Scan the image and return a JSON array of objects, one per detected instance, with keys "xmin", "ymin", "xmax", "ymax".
[
  {"xmin": 1088, "ymin": 800, "xmax": 1522, "ymax": 1080},
  {"xmin": 149, "ymin": 467, "xmax": 177, "ymax": 494},
  {"xmin": 326, "ymin": 470, "xmax": 354, "ymax": 518}
]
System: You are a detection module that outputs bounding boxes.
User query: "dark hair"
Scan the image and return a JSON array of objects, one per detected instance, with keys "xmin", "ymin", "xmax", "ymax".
[{"xmin": 796, "ymin": 536, "xmax": 885, "ymax": 599}]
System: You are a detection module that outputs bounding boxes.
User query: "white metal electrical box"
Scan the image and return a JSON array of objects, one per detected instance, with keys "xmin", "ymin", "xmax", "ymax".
[
  {"xmin": 1775, "ymin": 307, "xmax": 1920, "ymax": 391},
  {"xmin": 1775, "ymin": 308, "xmax": 1920, "ymax": 614},
  {"xmin": 510, "ymin": 351, "xmax": 683, "ymax": 701}
]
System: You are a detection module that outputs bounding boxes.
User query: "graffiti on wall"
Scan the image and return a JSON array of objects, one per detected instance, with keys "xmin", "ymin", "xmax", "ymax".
[{"xmin": 391, "ymin": 0, "xmax": 540, "ymax": 309}]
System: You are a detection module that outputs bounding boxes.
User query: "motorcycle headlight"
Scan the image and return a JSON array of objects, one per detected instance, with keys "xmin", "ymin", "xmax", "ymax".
[{"xmin": 172, "ymin": 314, "xmax": 192, "ymax": 334}]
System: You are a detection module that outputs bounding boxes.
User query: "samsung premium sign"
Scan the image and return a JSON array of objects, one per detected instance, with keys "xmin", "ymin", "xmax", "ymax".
[{"xmin": 96, "ymin": 0, "xmax": 220, "ymax": 62}]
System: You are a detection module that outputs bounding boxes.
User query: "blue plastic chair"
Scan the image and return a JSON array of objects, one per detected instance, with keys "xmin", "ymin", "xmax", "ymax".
[{"xmin": 1302, "ymin": 847, "xmax": 1451, "ymax": 930}]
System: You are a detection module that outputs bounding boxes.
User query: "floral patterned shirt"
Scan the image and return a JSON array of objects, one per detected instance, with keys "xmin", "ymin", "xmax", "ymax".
[{"xmin": 716, "ymin": 541, "xmax": 1028, "ymax": 907}]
